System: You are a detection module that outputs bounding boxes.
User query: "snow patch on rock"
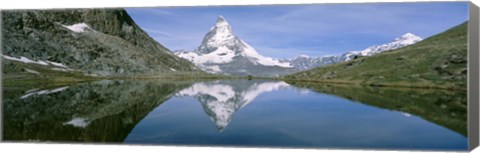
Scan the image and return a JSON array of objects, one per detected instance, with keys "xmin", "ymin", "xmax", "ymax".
[
  {"xmin": 2, "ymin": 55, "xmax": 48, "ymax": 66},
  {"xmin": 62, "ymin": 23, "xmax": 91, "ymax": 33},
  {"xmin": 47, "ymin": 61, "xmax": 68, "ymax": 68}
]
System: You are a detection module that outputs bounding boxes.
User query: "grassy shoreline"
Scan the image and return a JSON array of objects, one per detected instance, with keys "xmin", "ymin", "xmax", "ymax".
[
  {"xmin": 3, "ymin": 72, "xmax": 466, "ymax": 92},
  {"xmin": 280, "ymin": 78, "xmax": 466, "ymax": 91},
  {"xmin": 2, "ymin": 72, "xmax": 242, "ymax": 87}
]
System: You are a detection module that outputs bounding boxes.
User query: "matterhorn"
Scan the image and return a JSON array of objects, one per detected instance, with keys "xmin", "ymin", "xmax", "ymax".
[{"xmin": 175, "ymin": 16, "xmax": 295, "ymax": 76}]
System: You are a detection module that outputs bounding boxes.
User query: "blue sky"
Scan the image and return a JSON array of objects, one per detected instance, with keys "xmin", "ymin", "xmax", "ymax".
[{"xmin": 126, "ymin": 2, "xmax": 468, "ymax": 59}]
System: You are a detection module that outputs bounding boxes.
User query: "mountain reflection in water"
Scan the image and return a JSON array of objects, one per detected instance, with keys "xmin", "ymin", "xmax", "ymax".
[
  {"xmin": 3, "ymin": 79, "xmax": 467, "ymax": 150},
  {"xmin": 176, "ymin": 80, "xmax": 290, "ymax": 131}
]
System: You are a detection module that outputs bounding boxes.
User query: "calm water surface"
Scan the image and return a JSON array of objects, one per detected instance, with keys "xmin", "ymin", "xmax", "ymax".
[{"xmin": 2, "ymin": 80, "xmax": 467, "ymax": 150}]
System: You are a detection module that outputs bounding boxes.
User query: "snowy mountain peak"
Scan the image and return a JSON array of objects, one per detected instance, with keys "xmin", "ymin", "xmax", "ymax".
[
  {"xmin": 394, "ymin": 33, "xmax": 422, "ymax": 44},
  {"xmin": 175, "ymin": 16, "xmax": 293, "ymax": 75},
  {"xmin": 197, "ymin": 16, "xmax": 236, "ymax": 54},
  {"xmin": 298, "ymin": 54, "xmax": 310, "ymax": 58},
  {"xmin": 355, "ymin": 33, "xmax": 423, "ymax": 56},
  {"xmin": 216, "ymin": 15, "xmax": 227, "ymax": 23},
  {"xmin": 213, "ymin": 15, "xmax": 231, "ymax": 30},
  {"xmin": 401, "ymin": 32, "xmax": 416, "ymax": 37}
]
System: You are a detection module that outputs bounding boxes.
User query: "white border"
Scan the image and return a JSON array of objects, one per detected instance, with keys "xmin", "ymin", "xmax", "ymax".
[
  {"xmin": 0, "ymin": 0, "xmax": 471, "ymax": 9},
  {"xmin": 0, "ymin": 143, "xmax": 465, "ymax": 153},
  {"xmin": 0, "ymin": 0, "xmax": 477, "ymax": 153}
]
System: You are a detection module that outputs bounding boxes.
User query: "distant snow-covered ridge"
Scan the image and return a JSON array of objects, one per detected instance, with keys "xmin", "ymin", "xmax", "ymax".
[
  {"xmin": 341, "ymin": 32, "xmax": 423, "ymax": 60},
  {"xmin": 284, "ymin": 33, "xmax": 423, "ymax": 70}
]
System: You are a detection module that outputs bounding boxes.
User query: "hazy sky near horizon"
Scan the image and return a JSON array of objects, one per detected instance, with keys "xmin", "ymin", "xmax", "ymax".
[{"xmin": 126, "ymin": 2, "xmax": 468, "ymax": 59}]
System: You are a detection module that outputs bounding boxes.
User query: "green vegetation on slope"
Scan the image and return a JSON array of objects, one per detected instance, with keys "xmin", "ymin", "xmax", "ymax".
[{"xmin": 285, "ymin": 22, "xmax": 467, "ymax": 90}]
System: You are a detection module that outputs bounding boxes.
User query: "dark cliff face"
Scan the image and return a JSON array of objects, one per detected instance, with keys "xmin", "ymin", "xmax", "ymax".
[{"xmin": 2, "ymin": 9, "xmax": 200, "ymax": 76}]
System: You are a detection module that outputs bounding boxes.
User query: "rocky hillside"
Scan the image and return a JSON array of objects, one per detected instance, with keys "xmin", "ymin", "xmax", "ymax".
[
  {"xmin": 2, "ymin": 9, "xmax": 201, "ymax": 77},
  {"xmin": 285, "ymin": 22, "xmax": 467, "ymax": 90}
]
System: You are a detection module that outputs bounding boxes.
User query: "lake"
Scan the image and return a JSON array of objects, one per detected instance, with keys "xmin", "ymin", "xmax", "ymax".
[{"xmin": 2, "ymin": 79, "xmax": 467, "ymax": 151}]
